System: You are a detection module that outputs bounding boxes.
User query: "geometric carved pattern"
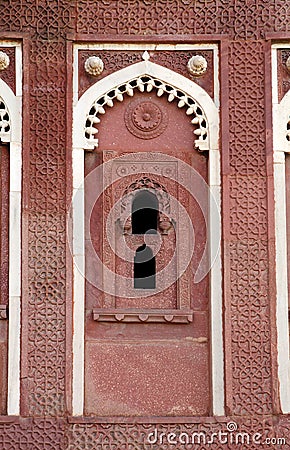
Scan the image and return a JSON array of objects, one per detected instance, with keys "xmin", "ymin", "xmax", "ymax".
[
  {"xmin": 0, "ymin": 419, "xmax": 67, "ymax": 450},
  {"xmin": 68, "ymin": 419, "xmax": 275, "ymax": 450},
  {"xmin": 230, "ymin": 240, "xmax": 271, "ymax": 415},
  {"xmin": 0, "ymin": 0, "xmax": 75, "ymax": 418},
  {"xmin": 25, "ymin": 39, "xmax": 68, "ymax": 416},
  {"xmin": 14, "ymin": 0, "xmax": 76, "ymax": 417},
  {"xmin": 1, "ymin": 1, "xmax": 290, "ymax": 40},
  {"xmin": 0, "ymin": 418, "xmax": 286, "ymax": 450},
  {"xmin": 229, "ymin": 176, "xmax": 267, "ymax": 240},
  {"xmin": 76, "ymin": 1, "xmax": 290, "ymax": 39},
  {"xmin": 227, "ymin": 39, "xmax": 271, "ymax": 416},
  {"xmin": 76, "ymin": 0, "xmax": 220, "ymax": 36},
  {"xmin": 0, "ymin": 418, "xmax": 285, "ymax": 450},
  {"xmin": 27, "ymin": 213, "xmax": 66, "ymax": 416},
  {"xmin": 228, "ymin": 41, "xmax": 266, "ymax": 175}
]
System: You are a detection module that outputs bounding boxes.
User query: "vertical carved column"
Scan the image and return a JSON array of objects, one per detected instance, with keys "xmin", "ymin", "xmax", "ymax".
[
  {"xmin": 25, "ymin": 41, "xmax": 67, "ymax": 415},
  {"xmin": 225, "ymin": 40, "xmax": 272, "ymax": 415},
  {"xmin": 0, "ymin": 0, "xmax": 75, "ymax": 417}
]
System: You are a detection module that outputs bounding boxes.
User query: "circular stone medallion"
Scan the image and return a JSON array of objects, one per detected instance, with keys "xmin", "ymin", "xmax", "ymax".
[{"xmin": 124, "ymin": 100, "xmax": 168, "ymax": 139}]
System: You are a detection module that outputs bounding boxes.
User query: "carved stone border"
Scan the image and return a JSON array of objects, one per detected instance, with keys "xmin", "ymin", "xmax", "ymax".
[{"xmin": 93, "ymin": 309, "xmax": 193, "ymax": 324}]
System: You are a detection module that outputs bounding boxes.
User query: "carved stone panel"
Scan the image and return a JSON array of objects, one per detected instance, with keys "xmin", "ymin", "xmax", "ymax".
[{"xmin": 84, "ymin": 80, "xmax": 209, "ymax": 416}]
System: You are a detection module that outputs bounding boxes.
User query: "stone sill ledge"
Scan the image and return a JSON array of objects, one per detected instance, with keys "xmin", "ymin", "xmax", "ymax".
[{"xmin": 92, "ymin": 308, "xmax": 193, "ymax": 324}]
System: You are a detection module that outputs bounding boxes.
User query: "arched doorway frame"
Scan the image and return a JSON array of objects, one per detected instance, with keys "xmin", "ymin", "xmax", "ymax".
[
  {"xmin": 72, "ymin": 57, "xmax": 223, "ymax": 416},
  {"xmin": 0, "ymin": 43, "xmax": 22, "ymax": 416}
]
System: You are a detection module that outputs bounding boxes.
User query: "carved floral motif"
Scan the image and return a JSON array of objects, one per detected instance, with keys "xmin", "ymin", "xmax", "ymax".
[
  {"xmin": 187, "ymin": 55, "xmax": 207, "ymax": 76},
  {"xmin": 124, "ymin": 100, "xmax": 168, "ymax": 139}
]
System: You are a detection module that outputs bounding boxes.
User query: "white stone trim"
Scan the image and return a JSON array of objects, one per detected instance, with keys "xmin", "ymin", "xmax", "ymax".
[
  {"xmin": 15, "ymin": 45, "xmax": 22, "ymax": 98},
  {"xmin": 72, "ymin": 146, "xmax": 85, "ymax": 416},
  {"xmin": 272, "ymin": 44, "xmax": 290, "ymax": 413},
  {"xmin": 208, "ymin": 148, "xmax": 223, "ymax": 416},
  {"xmin": 72, "ymin": 44, "xmax": 223, "ymax": 416},
  {"xmin": 273, "ymin": 90, "xmax": 290, "ymax": 153},
  {"xmin": 0, "ymin": 42, "xmax": 22, "ymax": 416}
]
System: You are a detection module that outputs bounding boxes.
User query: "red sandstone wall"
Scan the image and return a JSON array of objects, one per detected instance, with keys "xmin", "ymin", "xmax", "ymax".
[{"xmin": 0, "ymin": 0, "xmax": 289, "ymax": 448}]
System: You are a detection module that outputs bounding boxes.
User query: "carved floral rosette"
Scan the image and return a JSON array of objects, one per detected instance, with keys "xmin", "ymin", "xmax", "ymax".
[
  {"xmin": 124, "ymin": 99, "xmax": 168, "ymax": 139},
  {"xmin": 187, "ymin": 55, "xmax": 207, "ymax": 76},
  {"xmin": 84, "ymin": 56, "xmax": 104, "ymax": 76}
]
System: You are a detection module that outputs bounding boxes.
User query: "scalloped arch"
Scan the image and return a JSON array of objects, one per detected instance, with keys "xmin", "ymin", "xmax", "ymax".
[
  {"xmin": 74, "ymin": 60, "xmax": 219, "ymax": 151},
  {"xmin": 0, "ymin": 96, "xmax": 11, "ymax": 142},
  {"xmin": 0, "ymin": 78, "xmax": 21, "ymax": 143},
  {"xmin": 283, "ymin": 89, "xmax": 290, "ymax": 144}
]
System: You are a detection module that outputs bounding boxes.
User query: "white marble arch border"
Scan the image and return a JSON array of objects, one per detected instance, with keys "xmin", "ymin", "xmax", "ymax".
[
  {"xmin": 72, "ymin": 44, "xmax": 223, "ymax": 416},
  {"xmin": 272, "ymin": 44, "xmax": 290, "ymax": 413},
  {"xmin": 0, "ymin": 41, "xmax": 22, "ymax": 416}
]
